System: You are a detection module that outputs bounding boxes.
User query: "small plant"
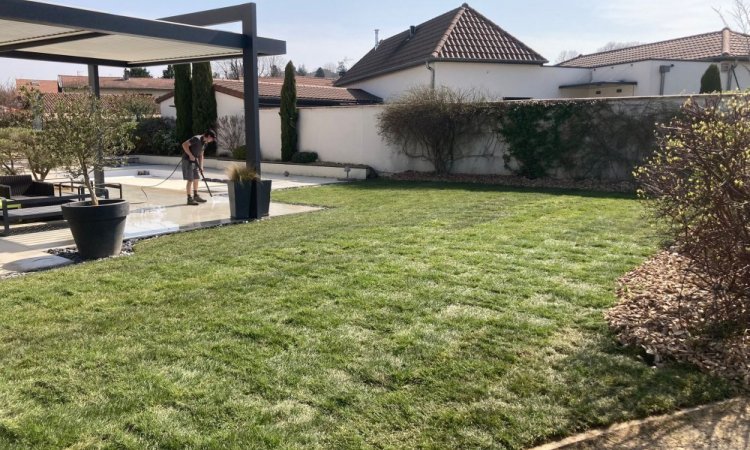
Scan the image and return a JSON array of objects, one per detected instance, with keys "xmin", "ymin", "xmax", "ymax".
[
  {"xmin": 232, "ymin": 145, "xmax": 247, "ymax": 160},
  {"xmin": 290, "ymin": 151, "xmax": 318, "ymax": 164},
  {"xmin": 226, "ymin": 164, "xmax": 259, "ymax": 182}
]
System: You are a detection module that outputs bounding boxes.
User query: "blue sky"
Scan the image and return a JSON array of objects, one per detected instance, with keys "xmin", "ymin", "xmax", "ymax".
[{"xmin": 1, "ymin": 0, "xmax": 736, "ymax": 82}]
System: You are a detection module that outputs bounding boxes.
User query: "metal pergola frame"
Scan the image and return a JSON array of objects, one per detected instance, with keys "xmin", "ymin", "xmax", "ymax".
[{"xmin": 0, "ymin": 0, "xmax": 285, "ymax": 219}]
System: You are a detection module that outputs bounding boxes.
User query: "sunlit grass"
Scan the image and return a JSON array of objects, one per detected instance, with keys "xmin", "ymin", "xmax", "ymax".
[{"xmin": 0, "ymin": 180, "xmax": 734, "ymax": 449}]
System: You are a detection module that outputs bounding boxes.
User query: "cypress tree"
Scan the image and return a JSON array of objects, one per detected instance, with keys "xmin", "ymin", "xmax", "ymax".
[
  {"xmin": 174, "ymin": 64, "xmax": 193, "ymax": 143},
  {"xmin": 280, "ymin": 61, "xmax": 298, "ymax": 162},
  {"xmin": 191, "ymin": 62, "xmax": 217, "ymax": 135},
  {"xmin": 700, "ymin": 64, "xmax": 722, "ymax": 93}
]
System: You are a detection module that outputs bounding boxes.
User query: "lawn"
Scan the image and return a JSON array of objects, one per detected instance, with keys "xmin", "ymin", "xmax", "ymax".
[{"xmin": 0, "ymin": 181, "xmax": 735, "ymax": 449}]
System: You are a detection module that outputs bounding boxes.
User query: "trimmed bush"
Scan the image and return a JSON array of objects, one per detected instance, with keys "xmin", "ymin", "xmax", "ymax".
[
  {"xmin": 635, "ymin": 94, "xmax": 750, "ymax": 330},
  {"xmin": 290, "ymin": 151, "xmax": 318, "ymax": 164},
  {"xmin": 700, "ymin": 64, "xmax": 722, "ymax": 94},
  {"xmin": 232, "ymin": 145, "xmax": 247, "ymax": 160},
  {"xmin": 132, "ymin": 118, "xmax": 179, "ymax": 155}
]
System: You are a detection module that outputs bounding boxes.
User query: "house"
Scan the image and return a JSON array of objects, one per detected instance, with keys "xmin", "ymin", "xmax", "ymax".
[
  {"xmin": 337, "ymin": 4, "xmax": 750, "ymax": 100},
  {"xmin": 557, "ymin": 28, "xmax": 750, "ymax": 97},
  {"xmin": 156, "ymin": 77, "xmax": 382, "ymax": 119},
  {"xmin": 15, "ymin": 79, "xmax": 59, "ymax": 94},
  {"xmin": 334, "ymin": 3, "xmax": 588, "ymax": 100},
  {"xmin": 58, "ymin": 75, "xmax": 174, "ymax": 98}
]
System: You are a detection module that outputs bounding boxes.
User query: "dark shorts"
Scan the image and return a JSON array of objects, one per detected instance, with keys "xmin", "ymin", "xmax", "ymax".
[{"xmin": 182, "ymin": 159, "xmax": 199, "ymax": 181}]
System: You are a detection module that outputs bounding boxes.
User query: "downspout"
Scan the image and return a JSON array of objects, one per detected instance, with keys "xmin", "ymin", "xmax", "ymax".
[
  {"xmin": 659, "ymin": 64, "xmax": 672, "ymax": 95},
  {"xmin": 426, "ymin": 60, "xmax": 435, "ymax": 90},
  {"xmin": 732, "ymin": 63, "xmax": 741, "ymax": 90}
]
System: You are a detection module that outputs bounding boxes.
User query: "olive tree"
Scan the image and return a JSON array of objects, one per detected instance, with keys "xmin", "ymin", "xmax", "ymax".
[{"xmin": 45, "ymin": 94, "xmax": 136, "ymax": 205}]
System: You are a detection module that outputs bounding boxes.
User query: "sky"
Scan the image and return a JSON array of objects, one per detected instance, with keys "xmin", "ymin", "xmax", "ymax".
[{"xmin": 1, "ymin": 0, "xmax": 739, "ymax": 83}]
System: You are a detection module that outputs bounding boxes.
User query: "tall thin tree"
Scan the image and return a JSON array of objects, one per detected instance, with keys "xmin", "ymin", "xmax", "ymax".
[
  {"xmin": 191, "ymin": 62, "xmax": 218, "ymax": 135},
  {"xmin": 280, "ymin": 61, "xmax": 298, "ymax": 162},
  {"xmin": 174, "ymin": 64, "xmax": 193, "ymax": 143}
]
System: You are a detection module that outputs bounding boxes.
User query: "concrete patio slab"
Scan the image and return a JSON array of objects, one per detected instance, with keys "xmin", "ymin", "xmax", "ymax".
[{"xmin": 1, "ymin": 165, "xmax": 338, "ymax": 276}]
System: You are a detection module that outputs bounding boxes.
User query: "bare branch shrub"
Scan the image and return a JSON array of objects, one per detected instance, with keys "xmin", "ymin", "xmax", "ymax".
[
  {"xmin": 216, "ymin": 115, "xmax": 245, "ymax": 155},
  {"xmin": 378, "ymin": 87, "xmax": 492, "ymax": 174},
  {"xmin": 635, "ymin": 94, "xmax": 750, "ymax": 330}
]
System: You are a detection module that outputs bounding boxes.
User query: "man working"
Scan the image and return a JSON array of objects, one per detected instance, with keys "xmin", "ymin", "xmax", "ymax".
[{"xmin": 181, "ymin": 130, "xmax": 216, "ymax": 205}]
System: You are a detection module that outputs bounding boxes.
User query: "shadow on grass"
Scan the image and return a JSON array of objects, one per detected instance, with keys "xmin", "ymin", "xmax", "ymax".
[{"xmin": 532, "ymin": 330, "xmax": 740, "ymax": 447}]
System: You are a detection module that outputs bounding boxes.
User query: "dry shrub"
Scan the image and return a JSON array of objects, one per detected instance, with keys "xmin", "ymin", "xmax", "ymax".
[
  {"xmin": 378, "ymin": 87, "xmax": 491, "ymax": 174},
  {"xmin": 635, "ymin": 94, "xmax": 750, "ymax": 330}
]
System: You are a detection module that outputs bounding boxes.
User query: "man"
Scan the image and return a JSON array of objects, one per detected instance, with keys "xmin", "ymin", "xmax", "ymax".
[{"xmin": 181, "ymin": 130, "xmax": 216, "ymax": 205}]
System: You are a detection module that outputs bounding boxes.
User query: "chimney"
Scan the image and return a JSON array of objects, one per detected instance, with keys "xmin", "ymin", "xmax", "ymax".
[
  {"xmin": 409, "ymin": 25, "xmax": 417, "ymax": 39},
  {"xmin": 375, "ymin": 29, "xmax": 380, "ymax": 48},
  {"xmin": 722, "ymin": 28, "xmax": 732, "ymax": 55}
]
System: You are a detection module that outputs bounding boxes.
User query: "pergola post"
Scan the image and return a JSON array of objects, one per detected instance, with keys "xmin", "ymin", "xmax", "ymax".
[
  {"xmin": 88, "ymin": 64, "xmax": 105, "ymax": 195},
  {"xmin": 241, "ymin": 5, "xmax": 263, "ymax": 219}
]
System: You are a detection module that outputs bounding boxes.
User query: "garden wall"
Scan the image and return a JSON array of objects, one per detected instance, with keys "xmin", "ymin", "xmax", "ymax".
[{"xmin": 258, "ymin": 95, "xmax": 702, "ymax": 180}]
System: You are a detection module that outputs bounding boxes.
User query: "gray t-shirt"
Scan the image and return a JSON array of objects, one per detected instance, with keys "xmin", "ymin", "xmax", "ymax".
[{"xmin": 187, "ymin": 135, "xmax": 205, "ymax": 159}]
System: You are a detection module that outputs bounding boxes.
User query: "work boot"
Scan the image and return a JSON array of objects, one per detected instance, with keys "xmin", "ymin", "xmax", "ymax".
[
  {"xmin": 193, "ymin": 193, "xmax": 208, "ymax": 203},
  {"xmin": 187, "ymin": 196, "xmax": 200, "ymax": 206}
]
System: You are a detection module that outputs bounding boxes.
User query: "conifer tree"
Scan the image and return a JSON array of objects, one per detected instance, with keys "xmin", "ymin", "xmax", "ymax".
[
  {"xmin": 700, "ymin": 64, "xmax": 722, "ymax": 93},
  {"xmin": 280, "ymin": 61, "xmax": 298, "ymax": 161},
  {"xmin": 174, "ymin": 64, "xmax": 193, "ymax": 143},
  {"xmin": 191, "ymin": 62, "xmax": 217, "ymax": 135}
]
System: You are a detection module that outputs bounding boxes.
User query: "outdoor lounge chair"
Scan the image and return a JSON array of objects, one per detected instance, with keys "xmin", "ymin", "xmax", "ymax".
[{"xmin": 0, "ymin": 175, "xmax": 62, "ymax": 207}]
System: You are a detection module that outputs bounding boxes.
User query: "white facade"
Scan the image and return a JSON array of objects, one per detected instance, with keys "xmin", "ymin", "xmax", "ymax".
[{"xmin": 342, "ymin": 60, "xmax": 748, "ymax": 101}]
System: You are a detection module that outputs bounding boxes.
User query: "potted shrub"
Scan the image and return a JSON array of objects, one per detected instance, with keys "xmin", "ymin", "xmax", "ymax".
[
  {"xmin": 226, "ymin": 165, "xmax": 272, "ymax": 220},
  {"xmin": 45, "ymin": 93, "xmax": 136, "ymax": 260}
]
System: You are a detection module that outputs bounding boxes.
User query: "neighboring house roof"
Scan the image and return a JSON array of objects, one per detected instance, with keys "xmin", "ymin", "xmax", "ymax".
[
  {"xmin": 155, "ymin": 77, "xmax": 382, "ymax": 106},
  {"xmin": 40, "ymin": 93, "xmax": 158, "ymax": 115},
  {"xmin": 58, "ymin": 75, "xmax": 174, "ymax": 91},
  {"xmin": 15, "ymin": 79, "xmax": 59, "ymax": 94},
  {"xmin": 558, "ymin": 28, "xmax": 750, "ymax": 68},
  {"xmin": 335, "ymin": 3, "xmax": 548, "ymax": 86}
]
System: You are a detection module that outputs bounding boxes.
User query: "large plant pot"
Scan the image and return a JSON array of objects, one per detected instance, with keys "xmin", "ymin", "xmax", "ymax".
[
  {"xmin": 252, "ymin": 179, "xmax": 272, "ymax": 218},
  {"xmin": 228, "ymin": 179, "xmax": 272, "ymax": 220},
  {"xmin": 61, "ymin": 199, "xmax": 129, "ymax": 260},
  {"xmin": 228, "ymin": 181, "xmax": 253, "ymax": 220}
]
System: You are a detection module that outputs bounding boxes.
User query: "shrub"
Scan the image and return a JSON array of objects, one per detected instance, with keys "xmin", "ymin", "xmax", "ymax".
[
  {"xmin": 132, "ymin": 118, "xmax": 178, "ymax": 155},
  {"xmin": 378, "ymin": 86, "xmax": 490, "ymax": 174},
  {"xmin": 216, "ymin": 115, "xmax": 245, "ymax": 155},
  {"xmin": 635, "ymin": 94, "xmax": 750, "ymax": 328},
  {"xmin": 700, "ymin": 64, "xmax": 722, "ymax": 94},
  {"xmin": 232, "ymin": 145, "xmax": 247, "ymax": 160},
  {"xmin": 290, "ymin": 151, "xmax": 318, "ymax": 164}
]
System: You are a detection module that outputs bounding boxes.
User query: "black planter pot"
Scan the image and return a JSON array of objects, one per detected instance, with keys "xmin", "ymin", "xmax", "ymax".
[
  {"xmin": 61, "ymin": 199, "xmax": 129, "ymax": 260},
  {"xmin": 228, "ymin": 181, "xmax": 253, "ymax": 220},
  {"xmin": 252, "ymin": 179, "xmax": 273, "ymax": 218},
  {"xmin": 228, "ymin": 179, "xmax": 272, "ymax": 220}
]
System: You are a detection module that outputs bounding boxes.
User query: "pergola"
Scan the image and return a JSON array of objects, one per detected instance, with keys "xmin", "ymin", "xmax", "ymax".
[{"xmin": 0, "ymin": 0, "xmax": 285, "ymax": 219}]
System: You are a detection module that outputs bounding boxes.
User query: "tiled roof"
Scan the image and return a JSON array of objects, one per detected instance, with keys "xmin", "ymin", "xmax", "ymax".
[
  {"xmin": 336, "ymin": 3, "xmax": 547, "ymax": 86},
  {"xmin": 58, "ymin": 75, "xmax": 174, "ymax": 90},
  {"xmin": 558, "ymin": 28, "xmax": 750, "ymax": 68},
  {"xmin": 40, "ymin": 93, "xmax": 158, "ymax": 115},
  {"xmin": 157, "ymin": 77, "xmax": 382, "ymax": 105},
  {"xmin": 15, "ymin": 79, "xmax": 59, "ymax": 94}
]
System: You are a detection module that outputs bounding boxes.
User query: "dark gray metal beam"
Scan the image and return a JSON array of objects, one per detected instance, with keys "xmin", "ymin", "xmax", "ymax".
[
  {"xmin": 160, "ymin": 7, "xmax": 285, "ymax": 56},
  {"xmin": 0, "ymin": 32, "xmax": 106, "ymax": 53},
  {"xmin": 0, "ymin": 0, "xmax": 244, "ymax": 49},
  {"xmin": 4, "ymin": 50, "xmax": 128, "ymax": 67}
]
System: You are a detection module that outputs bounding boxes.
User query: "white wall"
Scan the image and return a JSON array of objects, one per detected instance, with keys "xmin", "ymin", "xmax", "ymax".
[
  {"xmin": 160, "ymin": 99, "xmax": 176, "ymax": 118},
  {"xmin": 346, "ymin": 62, "xmax": 590, "ymax": 101}
]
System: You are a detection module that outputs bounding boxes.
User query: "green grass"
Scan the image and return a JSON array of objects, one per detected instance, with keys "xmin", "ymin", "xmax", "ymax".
[{"xmin": 0, "ymin": 181, "xmax": 735, "ymax": 449}]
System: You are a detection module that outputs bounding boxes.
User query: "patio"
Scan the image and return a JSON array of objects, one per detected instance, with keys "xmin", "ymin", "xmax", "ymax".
[{"xmin": 0, "ymin": 165, "xmax": 340, "ymax": 276}]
